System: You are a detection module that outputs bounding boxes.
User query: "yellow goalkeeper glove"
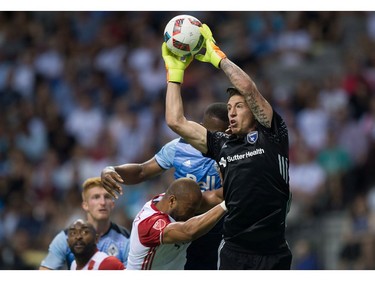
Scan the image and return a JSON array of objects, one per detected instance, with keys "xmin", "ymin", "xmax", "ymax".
[
  {"xmin": 161, "ymin": 42, "xmax": 193, "ymax": 84},
  {"xmin": 195, "ymin": 24, "xmax": 227, "ymax": 69}
]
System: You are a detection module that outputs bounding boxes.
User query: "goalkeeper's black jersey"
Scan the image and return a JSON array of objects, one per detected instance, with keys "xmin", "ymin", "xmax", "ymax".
[{"xmin": 206, "ymin": 110, "xmax": 291, "ymax": 254}]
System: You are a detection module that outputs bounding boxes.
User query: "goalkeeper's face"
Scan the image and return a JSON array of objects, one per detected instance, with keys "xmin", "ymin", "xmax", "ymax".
[
  {"xmin": 82, "ymin": 186, "xmax": 115, "ymax": 221},
  {"xmin": 227, "ymin": 94, "xmax": 255, "ymax": 135}
]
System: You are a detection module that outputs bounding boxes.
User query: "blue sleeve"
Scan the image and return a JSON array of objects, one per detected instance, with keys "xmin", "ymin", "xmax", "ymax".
[
  {"xmin": 40, "ymin": 230, "xmax": 69, "ymax": 269},
  {"xmin": 154, "ymin": 138, "xmax": 179, "ymax": 170}
]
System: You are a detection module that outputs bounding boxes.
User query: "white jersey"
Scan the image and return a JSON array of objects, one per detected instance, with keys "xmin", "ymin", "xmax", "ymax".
[
  {"xmin": 70, "ymin": 251, "xmax": 108, "ymax": 270},
  {"xmin": 127, "ymin": 194, "xmax": 191, "ymax": 270}
]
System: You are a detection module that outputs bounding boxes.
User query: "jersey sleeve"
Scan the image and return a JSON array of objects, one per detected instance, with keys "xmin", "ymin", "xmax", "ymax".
[
  {"xmin": 39, "ymin": 230, "xmax": 69, "ymax": 269},
  {"xmin": 98, "ymin": 256, "xmax": 126, "ymax": 270},
  {"xmin": 271, "ymin": 110, "xmax": 289, "ymax": 142},
  {"xmin": 137, "ymin": 213, "xmax": 171, "ymax": 247},
  {"xmin": 205, "ymin": 131, "xmax": 229, "ymax": 162},
  {"xmin": 154, "ymin": 138, "xmax": 179, "ymax": 170}
]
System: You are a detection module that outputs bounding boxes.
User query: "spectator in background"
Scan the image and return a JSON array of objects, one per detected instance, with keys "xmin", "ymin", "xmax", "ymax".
[
  {"xmin": 288, "ymin": 132, "xmax": 327, "ymax": 223},
  {"xmin": 64, "ymin": 92, "xmax": 105, "ymax": 150},
  {"xmin": 317, "ymin": 130, "xmax": 352, "ymax": 209},
  {"xmin": 338, "ymin": 194, "xmax": 375, "ymax": 269},
  {"xmin": 292, "ymin": 238, "xmax": 321, "ymax": 270}
]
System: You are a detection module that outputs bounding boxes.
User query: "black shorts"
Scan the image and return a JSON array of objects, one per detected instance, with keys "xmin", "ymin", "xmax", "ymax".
[
  {"xmin": 218, "ymin": 240, "xmax": 292, "ymax": 270},
  {"xmin": 184, "ymin": 219, "xmax": 224, "ymax": 270}
]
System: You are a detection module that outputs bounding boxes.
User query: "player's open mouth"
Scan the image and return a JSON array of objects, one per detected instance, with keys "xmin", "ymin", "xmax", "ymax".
[
  {"xmin": 229, "ymin": 120, "xmax": 237, "ymax": 128},
  {"xmin": 73, "ymin": 243, "xmax": 85, "ymax": 250}
]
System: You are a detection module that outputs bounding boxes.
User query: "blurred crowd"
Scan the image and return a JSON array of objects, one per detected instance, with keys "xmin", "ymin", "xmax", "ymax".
[{"xmin": 0, "ymin": 11, "xmax": 375, "ymax": 270}]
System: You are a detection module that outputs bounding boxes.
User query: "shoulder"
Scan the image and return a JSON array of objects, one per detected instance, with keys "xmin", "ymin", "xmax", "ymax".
[
  {"xmin": 260, "ymin": 109, "xmax": 289, "ymax": 142},
  {"xmin": 137, "ymin": 212, "xmax": 171, "ymax": 247},
  {"xmin": 109, "ymin": 222, "xmax": 130, "ymax": 238},
  {"xmin": 161, "ymin": 137, "xmax": 180, "ymax": 150},
  {"xmin": 208, "ymin": 131, "xmax": 231, "ymax": 140},
  {"xmin": 50, "ymin": 229, "xmax": 69, "ymax": 246},
  {"xmin": 99, "ymin": 256, "xmax": 125, "ymax": 270}
]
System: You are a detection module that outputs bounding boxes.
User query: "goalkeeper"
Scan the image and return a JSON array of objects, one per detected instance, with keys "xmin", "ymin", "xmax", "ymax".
[{"xmin": 162, "ymin": 23, "xmax": 293, "ymax": 270}]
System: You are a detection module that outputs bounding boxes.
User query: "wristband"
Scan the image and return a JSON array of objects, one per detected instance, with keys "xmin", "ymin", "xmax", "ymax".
[
  {"xmin": 167, "ymin": 69, "xmax": 184, "ymax": 84},
  {"xmin": 219, "ymin": 201, "xmax": 227, "ymax": 212}
]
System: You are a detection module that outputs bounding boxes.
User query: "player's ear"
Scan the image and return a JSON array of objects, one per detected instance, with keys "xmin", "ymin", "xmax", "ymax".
[
  {"xmin": 168, "ymin": 195, "xmax": 177, "ymax": 208},
  {"xmin": 82, "ymin": 201, "xmax": 88, "ymax": 211}
]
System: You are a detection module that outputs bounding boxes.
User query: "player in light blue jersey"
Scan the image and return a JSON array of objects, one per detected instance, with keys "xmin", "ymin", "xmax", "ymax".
[
  {"xmin": 39, "ymin": 177, "xmax": 130, "ymax": 270},
  {"xmin": 101, "ymin": 102, "xmax": 228, "ymax": 270},
  {"xmin": 156, "ymin": 137, "xmax": 221, "ymax": 192}
]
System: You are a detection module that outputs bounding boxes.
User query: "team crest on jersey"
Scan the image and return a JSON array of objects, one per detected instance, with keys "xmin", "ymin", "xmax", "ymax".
[
  {"xmin": 219, "ymin": 157, "xmax": 227, "ymax": 168},
  {"xmin": 153, "ymin": 219, "xmax": 167, "ymax": 231},
  {"xmin": 107, "ymin": 243, "xmax": 119, "ymax": 257},
  {"xmin": 247, "ymin": 131, "xmax": 258, "ymax": 144}
]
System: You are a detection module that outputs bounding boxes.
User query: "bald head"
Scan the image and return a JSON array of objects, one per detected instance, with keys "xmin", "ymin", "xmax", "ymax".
[
  {"xmin": 166, "ymin": 178, "xmax": 202, "ymax": 201},
  {"xmin": 163, "ymin": 178, "xmax": 202, "ymax": 222}
]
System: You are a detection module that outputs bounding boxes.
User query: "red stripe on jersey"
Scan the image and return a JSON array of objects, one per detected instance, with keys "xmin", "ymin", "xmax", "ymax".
[
  {"xmin": 147, "ymin": 247, "xmax": 157, "ymax": 269},
  {"xmin": 88, "ymin": 260, "xmax": 95, "ymax": 270},
  {"xmin": 141, "ymin": 247, "xmax": 157, "ymax": 270}
]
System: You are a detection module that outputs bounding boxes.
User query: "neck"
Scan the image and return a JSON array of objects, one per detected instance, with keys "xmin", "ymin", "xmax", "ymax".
[
  {"xmin": 75, "ymin": 249, "xmax": 97, "ymax": 269},
  {"xmin": 155, "ymin": 199, "xmax": 168, "ymax": 214},
  {"xmin": 87, "ymin": 218, "xmax": 111, "ymax": 237}
]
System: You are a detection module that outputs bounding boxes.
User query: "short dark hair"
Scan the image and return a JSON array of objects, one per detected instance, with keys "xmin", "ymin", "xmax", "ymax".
[
  {"xmin": 226, "ymin": 86, "xmax": 241, "ymax": 98},
  {"xmin": 204, "ymin": 102, "xmax": 228, "ymax": 124}
]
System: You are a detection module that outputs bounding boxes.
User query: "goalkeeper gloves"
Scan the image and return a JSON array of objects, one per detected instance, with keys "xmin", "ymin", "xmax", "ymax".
[
  {"xmin": 195, "ymin": 24, "xmax": 227, "ymax": 69},
  {"xmin": 161, "ymin": 42, "xmax": 193, "ymax": 84}
]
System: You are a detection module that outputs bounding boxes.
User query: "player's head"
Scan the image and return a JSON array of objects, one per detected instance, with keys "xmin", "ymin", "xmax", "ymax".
[
  {"xmin": 201, "ymin": 102, "xmax": 229, "ymax": 133},
  {"xmin": 226, "ymin": 86, "xmax": 256, "ymax": 135},
  {"xmin": 67, "ymin": 219, "xmax": 98, "ymax": 258},
  {"xmin": 81, "ymin": 177, "xmax": 115, "ymax": 222},
  {"xmin": 164, "ymin": 178, "xmax": 202, "ymax": 222}
]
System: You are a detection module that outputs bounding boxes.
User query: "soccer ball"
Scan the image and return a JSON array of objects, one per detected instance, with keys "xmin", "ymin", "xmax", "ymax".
[{"xmin": 163, "ymin": 14, "xmax": 204, "ymax": 58}]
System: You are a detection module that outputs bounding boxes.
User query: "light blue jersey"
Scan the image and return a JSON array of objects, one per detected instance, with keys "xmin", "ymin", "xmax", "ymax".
[
  {"xmin": 40, "ymin": 222, "xmax": 130, "ymax": 269},
  {"xmin": 155, "ymin": 138, "xmax": 221, "ymax": 191}
]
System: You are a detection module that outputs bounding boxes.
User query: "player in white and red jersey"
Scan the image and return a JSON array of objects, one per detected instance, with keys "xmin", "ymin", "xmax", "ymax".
[
  {"xmin": 67, "ymin": 219, "xmax": 125, "ymax": 270},
  {"xmin": 126, "ymin": 177, "xmax": 227, "ymax": 270}
]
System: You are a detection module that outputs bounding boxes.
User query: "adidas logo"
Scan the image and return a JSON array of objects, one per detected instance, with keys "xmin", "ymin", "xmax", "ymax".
[{"xmin": 183, "ymin": 160, "xmax": 191, "ymax": 167}]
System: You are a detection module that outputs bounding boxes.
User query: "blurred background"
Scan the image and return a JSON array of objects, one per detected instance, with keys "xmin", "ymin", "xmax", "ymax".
[{"xmin": 0, "ymin": 11, "xmax": 375, "ymax": 270}]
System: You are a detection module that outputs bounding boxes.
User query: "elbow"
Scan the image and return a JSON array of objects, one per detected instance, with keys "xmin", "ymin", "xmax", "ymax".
[
  {"xmin": 166, "ymin": 115, "xmax": 184, "ymax": 133},
  {"xmin": 173, "ymin": 223, "xmax": 198, "ymax": 242},
  {"xmin": 183, "ymin": 225, "xmax": 201, "ymax": 241},
  {"xmin": 183, "ymin": 231, "xmax": 197, "ymax": 242}
]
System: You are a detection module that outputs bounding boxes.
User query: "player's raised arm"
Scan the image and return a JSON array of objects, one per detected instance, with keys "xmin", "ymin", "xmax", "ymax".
[
  {"xmin": 101, "ymin": 158, "xmax": 164, "ymax": 199},
  {"xmin": 196, "ymin": 24, "xmax": 273, "ymax": 128},
  {"xmin": 162, "ymin": 43, "xmax": 208, "ymax": 154}
]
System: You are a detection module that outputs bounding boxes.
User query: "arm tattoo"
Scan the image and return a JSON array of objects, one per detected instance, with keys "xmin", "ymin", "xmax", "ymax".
[{"xmin": 221, "ymin": 59, "xmax": 272, "ymax": 128}]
